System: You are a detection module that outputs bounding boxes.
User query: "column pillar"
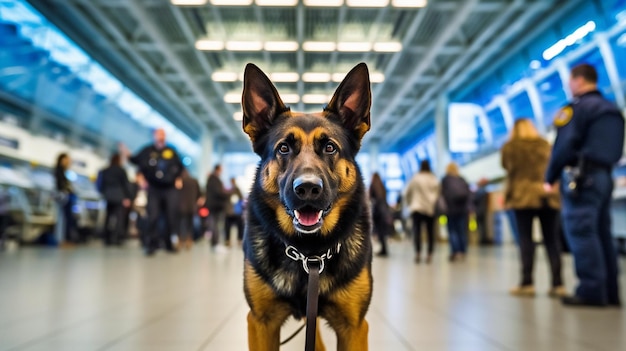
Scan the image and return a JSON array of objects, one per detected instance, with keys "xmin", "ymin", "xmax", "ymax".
[{"xmin": 434, "ymin": 93, "xmax": 451, "ymax": 177}]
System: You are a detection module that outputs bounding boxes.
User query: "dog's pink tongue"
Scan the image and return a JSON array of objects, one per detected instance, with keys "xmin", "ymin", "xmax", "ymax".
[{"xmin": 298, "ymin": 211, "xmax": 319, "ymax": 226}]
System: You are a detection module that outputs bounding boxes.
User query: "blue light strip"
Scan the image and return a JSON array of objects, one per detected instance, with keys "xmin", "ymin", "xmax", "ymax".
[{"xmin": 543, "ymin": 21, "xmax": 596, "ymax": 61}]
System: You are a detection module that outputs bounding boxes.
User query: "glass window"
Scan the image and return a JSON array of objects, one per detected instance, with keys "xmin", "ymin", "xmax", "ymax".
[
  {"xmin": 448, "ymin": 103, "xmax": 485, "ymax": 153},
  {"xmin": 508, "ymin": 91, "xmax": 535, "ymax": 123},
  {"xmin": 609, "ymin": 26, "xmax": 626, "ymax": 97},
  {"xmin": 537, "ymin": 72, "xmax": 567, "ymax": 128},
  {"xmin": 486, "ymin": 107, "xmax": 508, "ymax": 149}
]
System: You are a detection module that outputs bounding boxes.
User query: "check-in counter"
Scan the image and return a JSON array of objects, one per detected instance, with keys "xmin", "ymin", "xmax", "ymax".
[
  {"xmin": 71, "ymin": 174, "xmax": 105, "ymax": 234},
  {"xmin": 0, "ymin": 163, "xmax": 105, "ymax": 245},
  {"xmin": 0, "ymin": 165, "xmax": 56, "ymax": 242}
]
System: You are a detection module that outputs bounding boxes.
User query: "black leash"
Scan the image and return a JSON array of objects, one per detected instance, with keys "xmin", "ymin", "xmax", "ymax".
[
  {"xmin": 305, "ymin": 260, "xmax": 321, "ymax": 351},
  {"xmin": 283, "ymin": 243, "xmax": 341, "ymax": 351},
  {"xmin": 279, "ymin": 322, "xmax": 306, "ymax": 345}
]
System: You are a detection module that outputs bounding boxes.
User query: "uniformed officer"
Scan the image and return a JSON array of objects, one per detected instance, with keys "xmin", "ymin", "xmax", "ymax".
[
  {"xmin": 545, "ymin": 63, "xmax": 625, "ymax": 307},
  {"xmin": 122, "ymin": 128, "xmax": 184, "ymax": 256}
]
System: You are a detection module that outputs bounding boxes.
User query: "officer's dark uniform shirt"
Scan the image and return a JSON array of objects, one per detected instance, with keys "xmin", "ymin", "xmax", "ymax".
[
  {"xmin": 545, "ymin": 90, "xmax": 625, "ymax": 184},
  {"xmin": 129, "ymin": 145, "xmax": 183, "ymax": 188}
]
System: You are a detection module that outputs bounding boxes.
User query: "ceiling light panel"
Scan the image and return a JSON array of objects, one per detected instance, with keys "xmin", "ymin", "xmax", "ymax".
[
  {"xmin": 269, "ymin": 72, "xmax": 300, "ymax": 82},
  {"xmin": 280, "ymin": 94, "xmax": 300, "ymax": 104},
  {"xmin": 210, "ymin": 0, "xmax": 253, "ymax": 5},
  {"xmin": 392, "ymin": 0, "xmax": 427, "ymax": 7},
  {"xmin": 255, "ymin": 0, "xmax": 298, "ymax": 5},
  {"xmin": 224, "ymin": 93, "xmax": 242, "ymax": 104},
  {"xmin": 346, "ymin": 0, "xmax": 389, "ymax": 7},
  {"xmin": 302, "ymin": 72, "xmax": 332, "ymax": 82},
  {"xmin": 332, "ymin": 73, "xmax": 347, "ymax": 82},
  {"xmin": 337, "ymin": 42, "xmax": 372, "ymax": 52},
  {"xmin": 373, "ymin": 42, "xmax": 403, "ymax": 52},
  {"xmin": 302, "ymin": 94, "xmax": 331, "ymax": 104},
  {"xmin": 302, "ymin": 41, "xmax": 337, "ymax": 52},
  {"xmin": 264, "ymin": 41, "xmax": 299, "ymax": 51},
  {"xmin": 195, "ymin": 40, "xmax": 224, "ymax": 51},
  {"xmin": 303, "ymin": 0, "xmax": 343, "ymax": 6},
  {"xmin": 212, "ymin": 72, "xmax": 239, "ymax": 82},
  {"xmin": 170, "ymin": 0, "xmax": 207, "ymax": 5},
  {"xmin": 226, "ymin": 41, "xmax": 263, "ymax": 51},
  {"xmin": 369, "ymin": 72, "xmax": 385, "ymax": 83}
]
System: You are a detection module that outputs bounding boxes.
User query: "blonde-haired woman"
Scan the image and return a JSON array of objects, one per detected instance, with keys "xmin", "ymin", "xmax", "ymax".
[
  {"xmin": 440, "ymin": 162, "xmax": 471, "ymax": 261},
  {"xmin": 502, "ymin": 118, "xmax": 565, "ymax": 297}
]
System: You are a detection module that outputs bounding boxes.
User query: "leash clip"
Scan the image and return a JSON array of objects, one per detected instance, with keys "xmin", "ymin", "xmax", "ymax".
[{"xmin": 302, "ymin": 256, "xmax": 324, "ymax": 274}]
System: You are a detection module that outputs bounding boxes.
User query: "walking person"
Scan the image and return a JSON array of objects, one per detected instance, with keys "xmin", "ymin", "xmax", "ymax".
[
  {"xmin": 403, "ymin": 160, "xmax": 440, "ymax": 263},
  {"xmin": 545, "ymin": 63, "xmax": 624, "ymax": 307},
  {"xmin": 121, "ymin": 128, "xmax": 184, "ymax": 256},
  {"xmin": 178, "ymin": 169, "xmax": 202, "ymax": 250},
  {"xmin": 370, "ymin": 172, "xmax": 392, "ymax": 257},
  {"xmin": 440, "ymin": 162, "xmax": 471, "ymax": 262},
  {"xmin": 96, "ymin": 153, "xmax": 132, "ymax": 246},
  {"xmin": 54, "ymin": 153, "xmax": 78, "ymax": 247},
  {"xmin": 473, "ymin": 178, "xmax": 492, "ymax": 245},
  {"xmin": 129, "ymin": 172, "xmax": 149, "ymax": 248},
  {"xmin": 204, "ymin": 164, "xmax": 231, "ymax": 249},
  {"xmin": 224, "ymin": 178, "xmax": 244, "ymax": 247},
  {"xmin": 502, "ymin": 118, "xmax": 565, "ymax": 297}
]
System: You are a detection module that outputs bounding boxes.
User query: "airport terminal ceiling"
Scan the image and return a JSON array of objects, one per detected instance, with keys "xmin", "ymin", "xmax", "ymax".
[{"xmin": 24, "ymin": 0, "xmax": 585, "ymax": 153}]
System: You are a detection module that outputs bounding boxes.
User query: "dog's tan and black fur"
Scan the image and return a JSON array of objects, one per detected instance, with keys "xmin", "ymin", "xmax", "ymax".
[{"xmin": 241, "ymin": 63, "xmax": 373, "ymax": 351}]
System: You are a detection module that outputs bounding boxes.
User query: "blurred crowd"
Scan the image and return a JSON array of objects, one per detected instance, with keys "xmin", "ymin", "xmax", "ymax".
[{"xmin": 52, "ymin": 128, "xmax": 245, "ymax": 256}]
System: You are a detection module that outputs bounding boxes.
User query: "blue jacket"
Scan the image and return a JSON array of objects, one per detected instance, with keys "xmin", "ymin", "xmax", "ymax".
[{"xmin": 545, "ymin": 90, "xmax": 625, "ymax": 184}]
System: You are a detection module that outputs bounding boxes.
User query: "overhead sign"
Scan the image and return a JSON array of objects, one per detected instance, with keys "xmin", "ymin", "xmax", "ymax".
[{"xmin": 448, "ymin": 103, "xmax": 489, "ymax": 153}]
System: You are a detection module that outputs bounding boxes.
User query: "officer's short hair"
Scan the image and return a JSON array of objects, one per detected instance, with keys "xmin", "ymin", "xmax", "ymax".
[{"xmin": 571, "ymin": 63, "xmax": 598, "ymax": 83}]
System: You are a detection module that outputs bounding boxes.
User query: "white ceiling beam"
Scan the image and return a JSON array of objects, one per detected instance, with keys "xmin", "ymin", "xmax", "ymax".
[
  {"xmin": 367, "ymin": 6, "xmax": 429, "ymax": 121},
  {"xmin": 320, "ymin": 5, "xmax": 348, "ymax": 97},
  {"xmin": 68, "ymin": 1, "xmax": 206, "ymax": 136},
  {"xmin": 126, "ymin": 0, "xmax": 238, "ymax": 140},
  {"xmin": 369, "ymin": 0, "xmax": 479, "ymax": 140},
  {"xmin": 296, "ymin": 3, "xmax": 305, "ymax": 112},
  {"xmin": 405, "ymin": 45, "xmax": 466, "ymax": 55},
  {"xmin": 379, "ymin": 0, "xmax": 555, "ymax": 142},
  {"xmin": 252, "ymin": 6, "xmax": 272, "ymax": 70},
  {"xmin": 168, "ymin": 4, "xmax": 243, "ymax": 135},
  {"xmin": 434, "ymin": 1, "xmax": 505, "ymax": 12}
]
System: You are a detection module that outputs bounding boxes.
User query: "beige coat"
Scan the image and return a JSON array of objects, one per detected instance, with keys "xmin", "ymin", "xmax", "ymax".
[
  {"xmin": 403, "ymin": 172, "xmax": 440, "ymax": 217},
  {"xmin": 501, "ymin": 138, "xmax": 560, "ymax": 210}
]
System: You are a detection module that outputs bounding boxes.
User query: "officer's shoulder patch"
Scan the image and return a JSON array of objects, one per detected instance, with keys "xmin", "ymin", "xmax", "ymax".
[
  {"xmin": 554, "ymin": 106, "xmax": 573, "ymax": 127},
  {"xmin": 162, "ymin": 149, "xmax": 173, "ymax": 159}
]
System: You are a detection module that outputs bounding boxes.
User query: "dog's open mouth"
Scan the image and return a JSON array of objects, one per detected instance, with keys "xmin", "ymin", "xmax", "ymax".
[{"xmin": 290, "ymin": 205, "xmax": 328, "ymax": 234}]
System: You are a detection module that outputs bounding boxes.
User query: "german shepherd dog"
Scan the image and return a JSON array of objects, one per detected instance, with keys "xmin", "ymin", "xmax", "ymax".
[{"xmin": 241, "ymin": 62, "xmax": 373, "ymax": 351}]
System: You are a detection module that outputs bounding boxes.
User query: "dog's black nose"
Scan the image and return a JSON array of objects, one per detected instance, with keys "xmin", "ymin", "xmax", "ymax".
[{"xmin": 293, "ymin": 174, "xmax": 323, "ymax": 201}]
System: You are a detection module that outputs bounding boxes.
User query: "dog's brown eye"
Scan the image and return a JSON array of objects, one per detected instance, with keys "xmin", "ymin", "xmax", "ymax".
[
  {"xmin": 278, "ymin": 143, "xmax": 290, "ymax": 155},
  {"xmin": 324, "ymin": 142, "xmax": 337, "ymax": 154}
]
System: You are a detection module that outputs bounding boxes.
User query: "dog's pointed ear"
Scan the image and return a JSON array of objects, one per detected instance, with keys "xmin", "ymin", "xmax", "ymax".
[
  {"xmin": 326, "ymin": 62, "xmax": 371, "ymax": 141},
  {"xmin": 242, "ymin": 63, "xmax": 288, "ymax": 144}
]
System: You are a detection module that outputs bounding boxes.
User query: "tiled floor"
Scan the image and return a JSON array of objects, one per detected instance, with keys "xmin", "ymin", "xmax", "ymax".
[{"xmin": 0, "ymin": 238, "xmax": 624, "ymax": 351}]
